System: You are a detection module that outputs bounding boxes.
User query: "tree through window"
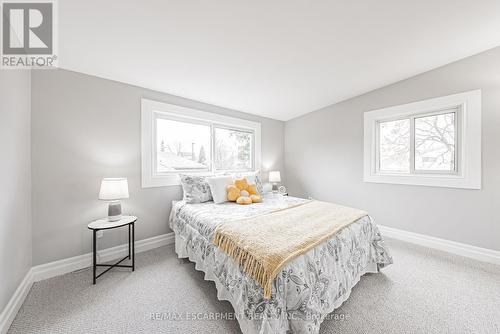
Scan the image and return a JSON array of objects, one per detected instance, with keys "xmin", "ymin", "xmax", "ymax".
[
  {"xmin": 377, "ymin": 109, "xmax": 457, "ymax": 174},
  {"xmin": 415, "ymin": 112, "xmax": 455, "ymax": 171}
]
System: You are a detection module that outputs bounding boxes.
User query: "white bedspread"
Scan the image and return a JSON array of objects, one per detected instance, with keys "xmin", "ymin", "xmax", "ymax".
[{"xmin": 169, "ymin": 193, "xmax": 392, "ymax": 334}]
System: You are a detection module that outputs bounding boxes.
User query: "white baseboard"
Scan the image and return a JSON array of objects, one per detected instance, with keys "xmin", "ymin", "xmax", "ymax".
[
  {"xmin": 32, "ymin": 232, "xmax": 174, "ymax": 282},
  {"xmin": 379, "ymin": 225, "xmax": 500, "ymax": 266},
  {"xmin": 0, "ymin": 269, "xmax": 33, "ymax": 334},
  {"xmin": 0, "ymin": 232, "xmax": 174, "ymax": 334},
  {"xmin": 4, "ymin": 227, "xmax": 497, "ymax": 334},
  {"xmin": 32, "ymin": 232, "xmax": 175, "ymax": 282}
]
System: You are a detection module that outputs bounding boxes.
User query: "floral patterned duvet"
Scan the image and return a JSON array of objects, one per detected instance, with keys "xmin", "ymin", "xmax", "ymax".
[{"xmin": 169, "ymin": 193, "xmax": 393, "ymax": 334}]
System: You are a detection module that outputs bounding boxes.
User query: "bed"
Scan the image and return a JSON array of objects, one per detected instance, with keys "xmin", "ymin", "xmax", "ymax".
[{"xmin": 169, "ymin": 193, "xmax": 392, "ymax": 334}]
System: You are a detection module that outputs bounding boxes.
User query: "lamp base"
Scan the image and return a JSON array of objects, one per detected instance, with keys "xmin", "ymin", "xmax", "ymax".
[
  {"xmin": 272, "ymin": 183, "xmax": 278, "ymax": 193},
  {"xmin": 108, "ymin": 201, "xmax": 122, "ymax": 222}
]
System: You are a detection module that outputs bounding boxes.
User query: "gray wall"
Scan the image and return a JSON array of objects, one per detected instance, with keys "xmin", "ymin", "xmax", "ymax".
[
  {"xmin": 0, "ymin": 70, "xmax": 32, "ymax": 310},
  {"xmin": 31, "ymin": 69, "xmax": 285, "ymax": 265},
  {"xmin": 285, "ymin": 47, "xmax": 500, "ymax": 251}
]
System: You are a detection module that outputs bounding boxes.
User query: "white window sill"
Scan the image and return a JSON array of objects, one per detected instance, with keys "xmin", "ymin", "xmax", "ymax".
[
  {"xmin": 364, "ymin": 172, "xmax": 481, "ymax": 189},
  {"xmin": 142, "ymin": 170, "xmax": 261, "ymax": 188},
  {"xmin": 143, "ymin": 174, "xmax": 181, "ymax": 188}
]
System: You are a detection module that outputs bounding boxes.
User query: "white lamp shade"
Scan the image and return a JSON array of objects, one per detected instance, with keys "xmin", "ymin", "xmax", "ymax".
[
  {"xmin": 269, "ymin": 171, "xmax": 281, "ymax": 183},
  {"xmin": 99, "ymin": 178, "xmax": 129, "ymax": 201}
]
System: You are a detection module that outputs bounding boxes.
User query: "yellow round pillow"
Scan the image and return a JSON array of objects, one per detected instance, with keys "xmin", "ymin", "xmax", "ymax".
[
  {"xmin": 240, "ymin": 190, "xmax": 250, "ymax": 197},
  {"xmin": 247, "ymin": 183, "xmax": 258, "ymax": 195},
  {"xmin": 227, "ymin": 185, "xmax": 241, "ymax": 202},
  {"xmin": 234, "ymin": 178, "xmax": 248, "ymax": 190},
  {"xmin": 236, "ymin": 196, "xmax": 252, "ymax": 205},
  {"xmin": 250, "ymin": 194, "xmax": 262, "ymax": 203}
]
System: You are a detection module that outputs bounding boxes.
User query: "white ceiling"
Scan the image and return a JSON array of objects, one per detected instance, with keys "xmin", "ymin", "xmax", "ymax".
[{"xmin": 59, "ymin": 0, "xmax": 500, "ymax": 121}]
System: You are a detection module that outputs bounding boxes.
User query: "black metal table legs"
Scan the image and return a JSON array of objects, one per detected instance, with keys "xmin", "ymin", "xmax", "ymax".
[
  {"xmin": 92, "ymin": 223, "xmax": 135, "ymax": 285},
  {"xmin": 132, "ymin": 222, "xmax": 135, "ymax": 271},
  {"xmin": 93, "ymin": 229, "xmax": 97, "ymax": 284}
]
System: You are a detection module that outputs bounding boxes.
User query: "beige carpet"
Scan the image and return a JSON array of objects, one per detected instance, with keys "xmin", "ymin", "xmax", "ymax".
[{"xmin": 8, "ymin": 239, "xmax": 500, "ymax": 334}]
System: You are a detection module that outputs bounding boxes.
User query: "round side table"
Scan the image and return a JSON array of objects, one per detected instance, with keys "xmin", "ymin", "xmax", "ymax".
[{"xmin": 87, "ymin": 216, "xmax": 137, "ymax": 284}]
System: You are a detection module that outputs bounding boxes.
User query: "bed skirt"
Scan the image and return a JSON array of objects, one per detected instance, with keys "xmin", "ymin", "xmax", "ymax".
[{"xmin": 172, "ymin": 217, "xmax": 391, "ymax": 334}]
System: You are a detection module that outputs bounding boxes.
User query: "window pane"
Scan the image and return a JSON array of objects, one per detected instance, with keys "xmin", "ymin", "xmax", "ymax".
[
  {"xmin": 214, "ymin": 128, "xmax": 253, "ymax": 170},
  {"xmin": 379, "ymin": 119, "xmax": 410, "ymax": 172},
  {"xmin": 156, "ymin": 118, "xmax": 211, "ymax": 172},
  {"xmin": 415, "ymin": 112, "xmax": 455, "ymax": 171}
]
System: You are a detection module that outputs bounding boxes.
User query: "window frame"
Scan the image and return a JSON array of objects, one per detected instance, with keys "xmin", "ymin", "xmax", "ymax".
[
  {"xmin": 364, "ymin": 90, "xmax": 481, "ymax": 189},
  {"xmin": 142, "ymin": 99, "xmax": 261, "ymax": 188},
  {"xmin": 375, "ymin": 108, "xmax": 460, "ymax": 175},
  {"xmin": 412, "ymin": 108, "xmax": 460, "ymax": 175}
]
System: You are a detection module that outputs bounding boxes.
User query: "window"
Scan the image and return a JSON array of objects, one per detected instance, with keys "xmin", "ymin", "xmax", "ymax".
[
  {"xmin": 364, "ymin": 90, "xmax": 481, "ymax": 189},
  {"xmin": 377, "ymin": 109, "xmax": 457, "ymax": 174},
  {"xmin": 142, "ymin": 99, "xmax": 261, "ymax": 187},
  {"xmin": 378, "ymin": 118, "xmax": 411, "ymax": 173},
  {"xmin": 414, "ymin": 111, "xmax": 456, "ymax": 172},
  {"xmin": 156, "ymin": 118, "xmax": 211, "ymax": 173},
  {"xmin": 214, "ymin": 127, "xmax": 253, "ymax": 170}
]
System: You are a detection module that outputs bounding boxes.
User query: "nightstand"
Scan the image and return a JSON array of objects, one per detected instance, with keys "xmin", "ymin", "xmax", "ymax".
[{"xmin": 87, "ymin": 215, "xmax": 137, "ymax": 284}]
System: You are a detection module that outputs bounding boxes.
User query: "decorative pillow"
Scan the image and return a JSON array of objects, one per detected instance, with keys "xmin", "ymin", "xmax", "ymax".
[
  {"xmin": 227, "ymin": 170, "xmax": 264, "ymax": 194},
  {"xmin": 236, "ymin": 196, "xmax": 252, "ymax": 205},
  {"xmin": 250, "ymin": 194, "xmax": 262, "ymax": 203},
  {"xmin": 226, "ymin": 177, "xmax": 262, "ymax": 205},
  {"xmin": 206, "ymin": 175, "xmax": 234, "ymax": 204},
  {"xmin": 227, "ymin": 185, "xmax": 241, "ymax": 201},
  {"xmin": 179, "ymin": 174, "xmax": 213, "ymax": 203}
]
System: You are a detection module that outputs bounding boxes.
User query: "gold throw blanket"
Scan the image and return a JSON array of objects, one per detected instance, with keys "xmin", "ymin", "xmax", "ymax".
[{"xmin": 213, "ymin": 200, "xmax": 368, "ymax": 298}]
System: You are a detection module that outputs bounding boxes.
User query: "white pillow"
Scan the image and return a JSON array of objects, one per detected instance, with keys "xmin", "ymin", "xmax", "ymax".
[{"xmin": 206, "ymin": 175, "xmax": 234, "ymax": 204}]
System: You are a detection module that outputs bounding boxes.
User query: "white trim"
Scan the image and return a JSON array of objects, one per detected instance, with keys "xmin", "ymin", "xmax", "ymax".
[
  {"xmin": 32, "ymin": 232, "xmax": 174, "ymax": 282},
  {"xmin": 141, "ymin": 99, "xmax": 262, "ymax": 188},
  {"xmin": 364, "ymin": 90, "xmax": 481, "ymax": 189},
  {"xmin": 0, "ymin": 232, "xmax": 174, "ymax": 334},
  {"xmin": 2, "ymin": 228, "xmax": 498, "ymax": 334},
  {"xmin": 379, "ymin": 225, "xmax": 500, "ymax": 266},
  {"xmin": 0, "ymin": 269, "xmax": 34, "ymax": 334}
]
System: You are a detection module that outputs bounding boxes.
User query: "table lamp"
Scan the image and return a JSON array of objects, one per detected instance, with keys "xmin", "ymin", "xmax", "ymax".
[
  {"xmin": 268, "ymin": 171, "xmax": 281, "ymax": 192},
  {"xmin": 98, "ymin": 178, "xmax": 129, "ymax": 221}
]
